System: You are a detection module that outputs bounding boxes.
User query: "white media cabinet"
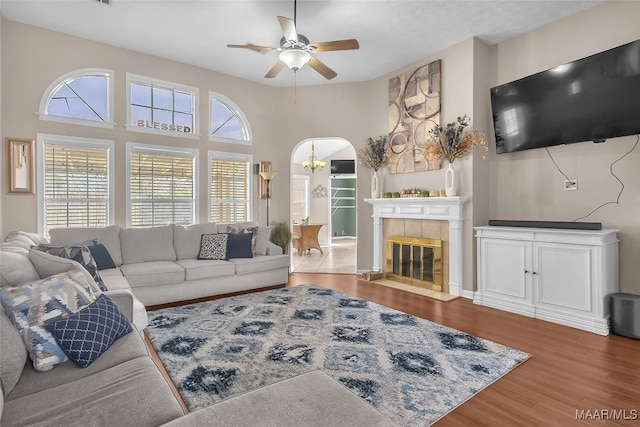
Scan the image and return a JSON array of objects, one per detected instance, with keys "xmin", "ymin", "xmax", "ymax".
[{"xmin": 474, "ymin": 226, "xmax": 619, "ymax": 335}]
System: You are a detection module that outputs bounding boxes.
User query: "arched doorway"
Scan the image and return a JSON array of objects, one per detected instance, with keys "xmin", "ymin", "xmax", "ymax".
[{"xmin": 290, "ymin": 138, "xmax": 357, "ymax": 274}]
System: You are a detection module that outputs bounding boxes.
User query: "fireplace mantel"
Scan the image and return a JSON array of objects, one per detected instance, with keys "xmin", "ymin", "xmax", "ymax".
[{"xmin": 365, "ymin": 197, "xmax": 468, "ymax": 296}]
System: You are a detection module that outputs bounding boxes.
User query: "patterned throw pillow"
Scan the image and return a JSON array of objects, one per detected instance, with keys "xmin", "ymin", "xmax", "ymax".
[
  {"xmin": 198, "ymin": 233, "xmax": 229, "ymax": 260},
  {"xmin": 33, "ymin": 243, "xmax": 106, "ymax": 291},
  {"xmin": 0, "ymin": 266, "xmax": 96, "ymax": 371},
  {"xmin": 45, "ymin": 294, "xmax": 132, "ymax": 368}
]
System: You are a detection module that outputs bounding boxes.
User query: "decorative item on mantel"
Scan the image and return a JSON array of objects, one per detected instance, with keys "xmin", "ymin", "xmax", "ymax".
[
  {"xmin": 424, "ymin": 115, "xmax": 487, "ymax": 196},
  {"xmin": 357, "ymin": 135, "xmax": 389, "ymax": 198}
]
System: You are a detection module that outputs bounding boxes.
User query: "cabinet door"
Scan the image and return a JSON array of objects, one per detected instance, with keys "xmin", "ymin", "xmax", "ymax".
[
  {"xmin": 479, "ymin": 238, "xmax": 532, "ymax": 303},
  {"xmin": 533, "ymin": 242, "xmax": 592, "ymax": 313}
]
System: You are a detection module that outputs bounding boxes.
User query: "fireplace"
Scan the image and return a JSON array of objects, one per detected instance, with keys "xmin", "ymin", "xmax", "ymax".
[
  {"xmin": 385, "ymin": 236, "xmax": 443, "ymax": 291},
  {"xmin": 365, "ymin": 197, "xmax": 468, "ymax": 296}
]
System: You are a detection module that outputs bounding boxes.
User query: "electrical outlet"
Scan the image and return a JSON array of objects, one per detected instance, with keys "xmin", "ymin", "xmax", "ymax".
[{"xmin": 564, "ymin": 179, "xmax": 578, "ymax": 191}]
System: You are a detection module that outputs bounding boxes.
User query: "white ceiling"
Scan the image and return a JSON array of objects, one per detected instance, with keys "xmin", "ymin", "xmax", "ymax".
[{"xmin": 0, "ymin": 0, "xmax": 603, "ymax": 87}]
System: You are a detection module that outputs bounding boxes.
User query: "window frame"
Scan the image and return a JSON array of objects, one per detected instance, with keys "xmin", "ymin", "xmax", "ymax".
[
  {"xmin": 126, "ymin": 142, "xmax": 200, "ymax": 228},
  {"xmin": 208, "ymin": 150, "xmax": 253, "ymax": 224},
  {"xmin": 125, "ymin": 73, "xmax": 200, "ymax": 140},
  {"xmin": 36, "ymin": 133, "xmax": 115, "ymax": 236},
  {"xmin": 38, "ymin": 68, "xmax": 115, "ymax": 129},
  {"xmin": 208, "ymin": 91, "xmax": 253, "ymax": 145}
]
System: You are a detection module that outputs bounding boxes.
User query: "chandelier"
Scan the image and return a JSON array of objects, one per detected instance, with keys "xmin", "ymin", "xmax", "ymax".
[{"xmin": 301, "ymin": 140, "xmax": 325, "ymax": 173}]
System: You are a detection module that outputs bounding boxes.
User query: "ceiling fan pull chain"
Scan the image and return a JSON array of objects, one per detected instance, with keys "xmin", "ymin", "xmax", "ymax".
[{"xmin": 294, "ymin": 70, "xmax": 298, "ymax": 104}]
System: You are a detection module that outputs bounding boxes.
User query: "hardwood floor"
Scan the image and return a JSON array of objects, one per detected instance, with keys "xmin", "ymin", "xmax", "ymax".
[{"xmin": 289, "ymin": 273, "xmax": 640, "ymax": 426}]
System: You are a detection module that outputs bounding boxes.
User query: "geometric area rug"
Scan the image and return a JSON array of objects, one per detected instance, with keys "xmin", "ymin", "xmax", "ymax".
[{"xmin": 146, "ymin": 284, "xmax": 530, "ymax": 426}]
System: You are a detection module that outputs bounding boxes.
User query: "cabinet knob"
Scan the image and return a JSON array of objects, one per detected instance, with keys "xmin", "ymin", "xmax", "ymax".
[
  {"xmin": 532, "ymin": 272, "xmax": 538, "ymax": 275},
  {"xmin": 524, "ymin": 270, "xmax": 529, "ymax": 274}
]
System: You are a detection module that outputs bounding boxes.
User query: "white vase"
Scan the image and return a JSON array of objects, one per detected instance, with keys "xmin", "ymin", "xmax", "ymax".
[
  {"xmin": 445, "ymin": 161, "xmax": 458, "ymax": 197},
  {"xmin": 371, "ymin": 170, "xmax": 380, "ymax": 198}
]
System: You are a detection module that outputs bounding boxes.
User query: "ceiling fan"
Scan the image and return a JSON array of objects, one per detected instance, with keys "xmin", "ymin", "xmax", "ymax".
[{"xmin": 227, "ymin": 0, "xmax": 359, "ymax": 80}]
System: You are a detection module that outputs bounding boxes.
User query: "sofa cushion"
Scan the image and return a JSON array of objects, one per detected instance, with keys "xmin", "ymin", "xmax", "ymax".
[
  {"xmin": 32, "ymin": 243, "xmax": 106, "ymax": 291},
  {"xmin": 0, "ymin": 267, "xmax": 95, "ymax": 372},
  {"xmin": 49, "ymin": 225, "xmax": 123, "ymax": 266},
  {"xmin": 175, "ymin": 259, "xmax": 236, "ymax": 281},
  {"xmin": 198, "ymin": 233, "xmax": 229, "ymax": 260},
  {"xmin": 0, "ymin": 246, "xmax": 40, "ymax": 288},
  {"xmin": 6, "ymin": 327, "xmax": 148, "ymax": 400},
  {"xmin": 2, "ymin": 357, "xmax": 184, "ymax": 427},
  {"xmin": 159, "ymin": 370, "xmax": 394, "ymax": 427},
  {"xmin": 120, "ymin": 261, "xmax": 185, "ymax": 288},
  {"xmin": 99, "ymin": 267, "xmax": 123, "ymax": 278},
  {"xmin": 226, "ymin": 232, "xmax": 254, "ymax": 259},
  {"xmin": 120, "ymin": 225, "xmax": 176, "ymax": 264},
  {"xmin": 230, "ymin": 254, "xmax": 291, "ymax": 275},
  {"xmin": 28, "ymin": 249, "xmax": 102, "ymax": 294},
  {"xmin": 174, "ymin": 223, "xmax": 218, "ymax": 260},
  {"xmin": 45, "ymin": 295, "xmax": 133, "ymax": 368},
  {"xmin": 1, "ymin": 309, "xmax": 27, "ymax": 396},
  {"xmin": 5, "ymin": 231, "xmax": 48, "ymax": 247}
]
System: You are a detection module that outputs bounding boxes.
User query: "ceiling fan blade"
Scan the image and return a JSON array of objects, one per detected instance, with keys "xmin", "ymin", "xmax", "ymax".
[
  {"xmin": 308, "ymin": 56, "xmax": 337, "ymax": 80},
  {"xmin": 265, "ymin": 60, "xmax": 286, "ymax": 78},
  {"xmin": 310, "ymin": 39, "xmax": 360, "ymax": 52},
  {"xmin": 277, "ymin": 16, "xmax": 298, "ymax": 43},
  {"xmin": 227, "ymin": 44, "xmax": 276, "ymax": 53}
]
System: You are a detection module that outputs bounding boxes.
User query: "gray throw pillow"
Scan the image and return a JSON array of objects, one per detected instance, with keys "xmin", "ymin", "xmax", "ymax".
[{"xmin": 254, "ymin": 226, "xmax": 271, "ymax": 256}]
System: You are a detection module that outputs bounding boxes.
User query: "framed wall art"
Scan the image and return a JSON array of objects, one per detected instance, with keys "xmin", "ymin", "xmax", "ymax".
[
  {"xmin": 7, "ymin": 138, "xmax": 35, "ymax": 194},
  {"xmin": 388, "ymin": 59, "xmax": 442, "ymax": 174}
]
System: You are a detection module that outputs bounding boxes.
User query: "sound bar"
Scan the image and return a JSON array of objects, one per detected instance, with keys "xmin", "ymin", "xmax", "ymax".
[{"xmin": 488, "ymin": 219, "xmax": 602, "ymax": 231}]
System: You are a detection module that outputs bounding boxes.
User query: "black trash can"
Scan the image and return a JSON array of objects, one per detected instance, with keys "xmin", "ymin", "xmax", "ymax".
[{"xmin": 610, "ymin": 293, "xmax": 640, "ymax": 340}]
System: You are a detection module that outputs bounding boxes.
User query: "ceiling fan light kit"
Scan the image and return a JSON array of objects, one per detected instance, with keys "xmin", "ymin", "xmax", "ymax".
[
  {"xmin": 279, "ymin": 49, "xmax": 311, "ymax": 70},
  {"xmin": 227, "ymin": 0, "xmax": 359, "ymax": 80}
]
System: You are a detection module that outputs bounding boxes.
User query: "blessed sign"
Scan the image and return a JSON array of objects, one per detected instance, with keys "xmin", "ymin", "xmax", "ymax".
[{"xmin": 137, "ymin": 120, "xmax": 191, "ymax": 133}]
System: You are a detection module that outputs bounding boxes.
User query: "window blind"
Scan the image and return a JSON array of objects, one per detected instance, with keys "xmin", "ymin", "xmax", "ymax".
[
  {"xmin": 130, "ymin": 151, "xmax": 194, "ymax": 227},
  {"xmin": 44, "ymin": 144, "xmax": 109, "ymax": 232},
  {"xmin": 210, "ymin": 157, "xmax": 250, "ymax": 223}
]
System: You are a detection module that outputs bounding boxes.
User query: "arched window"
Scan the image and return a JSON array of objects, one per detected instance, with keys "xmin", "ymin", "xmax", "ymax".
[
  {"xmin": 209, "ymin": 92, "xmax": 252, "ymax": 145},
  {"xmin": 39, "ymin": 69, "xmax": 114, "ymax": 128}
]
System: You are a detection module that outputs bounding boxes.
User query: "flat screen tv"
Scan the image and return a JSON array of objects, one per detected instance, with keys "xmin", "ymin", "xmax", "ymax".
[
  {"xmin": 331, "ymin": 159, "xmax": 355, "ymax": 174},
  {"xmin": 491, "ymin": 39, "xmax": 640, "ymax": 154}
]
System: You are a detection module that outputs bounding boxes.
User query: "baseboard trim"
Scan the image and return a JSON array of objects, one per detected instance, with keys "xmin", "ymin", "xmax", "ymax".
[{"xmin": 460, "ymin": 290, "xmax": 475, "ymax": 300}]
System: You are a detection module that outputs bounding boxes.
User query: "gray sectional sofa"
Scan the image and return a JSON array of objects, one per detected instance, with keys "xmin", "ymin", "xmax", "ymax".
[
  {"xmin": 49, "ymin": 221, "xmax": 290, "ymax": 308},
  {"xmin": 0, "ymin": 227, "xmax": 393, "ymax": 426}
]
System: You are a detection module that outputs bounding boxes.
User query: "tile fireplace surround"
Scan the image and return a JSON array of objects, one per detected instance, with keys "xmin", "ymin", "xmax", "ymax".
[{"xmin": 365, "ymin": 197, "xmax": 468, "ymax": 296}]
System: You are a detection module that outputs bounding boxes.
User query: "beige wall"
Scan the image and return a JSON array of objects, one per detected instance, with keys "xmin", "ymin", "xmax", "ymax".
[
  {"xmin": 488, "ymin": 0, "xmax": 640, "ymax": 293},
  {"xmin": 2, "ymin": 0, "xmax": 638, "ymax": 294},
  {"xmin": 0, "ymin": 15, "xmax": 3, "ymax": 239},
  {"xmin": 367, "ymin": 37, "xmax": 485, "ymax": 291}
]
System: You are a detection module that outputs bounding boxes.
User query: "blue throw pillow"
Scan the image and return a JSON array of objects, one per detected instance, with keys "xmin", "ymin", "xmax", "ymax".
[
  {"xmin": 45, "ymin": 295, "xmax": 132, "ymax": 368},
  {"xmin": 87, "ymin": 243, "xmax": 116, "ymax": 270},
  {"xmin": 226, "ymin": 232, "xmax": 254, "ymax": 259}
]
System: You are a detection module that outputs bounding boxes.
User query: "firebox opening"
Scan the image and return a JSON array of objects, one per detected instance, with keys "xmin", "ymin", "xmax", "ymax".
[{"xmin": 385, "ymin": 236, "xmax": 443, "ymax": 291}]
